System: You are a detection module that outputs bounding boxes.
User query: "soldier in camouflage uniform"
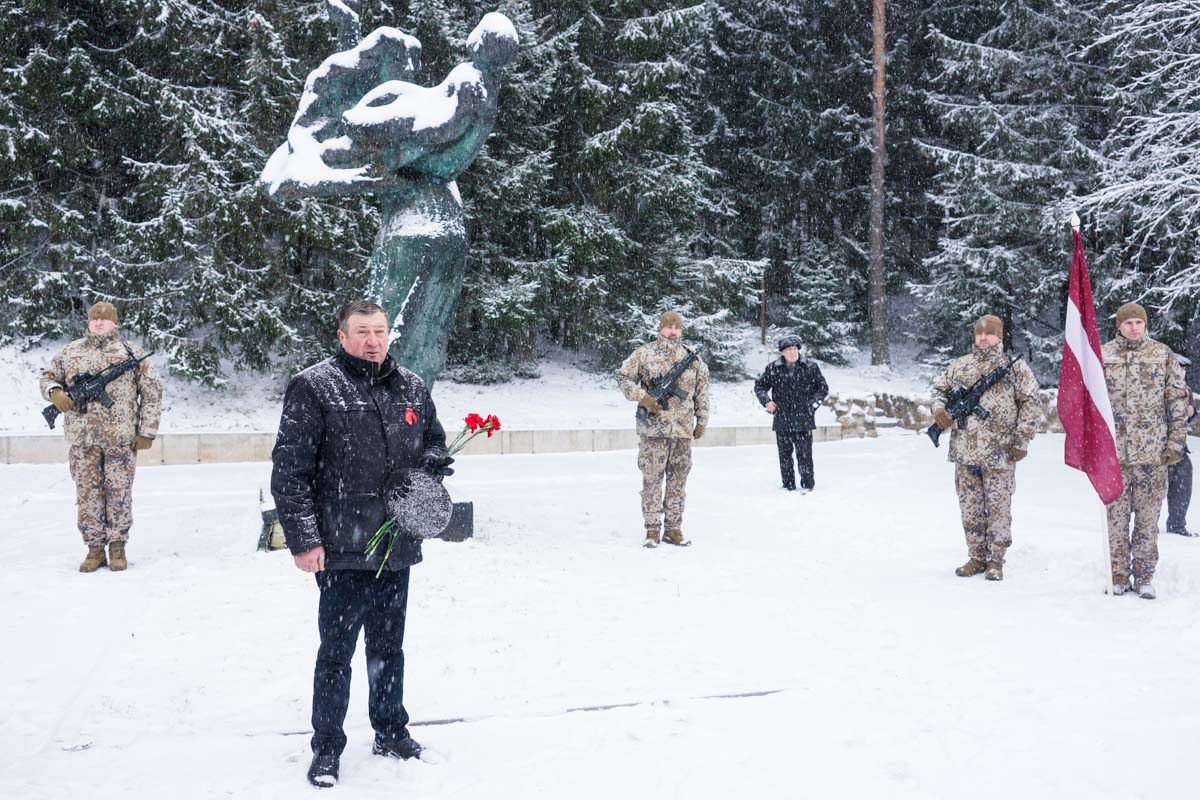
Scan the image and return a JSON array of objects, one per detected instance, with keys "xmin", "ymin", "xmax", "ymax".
[
  {"xmin": 617, "ymin": 311, "xmax": 710, "ymax": 548},
  {"xmin": 931, "ymin": 315, "xmax": 1040, "ymax": 581},
  {"xmin": 40, "ymin": 302, "xmax": 162, "ymax": 572},
  {"xmin": 1101, "ymin": 303, "xmax": 1189, "ymax": 599}
]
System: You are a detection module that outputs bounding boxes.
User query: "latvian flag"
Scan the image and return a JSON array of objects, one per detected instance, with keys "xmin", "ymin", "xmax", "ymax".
[{"xmin": 1057, "ymin": 223, "xmax": 1123, "ymax": 504}]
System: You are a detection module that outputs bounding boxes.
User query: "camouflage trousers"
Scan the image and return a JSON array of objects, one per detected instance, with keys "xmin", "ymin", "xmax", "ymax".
[
  {"xmin": 1106, "ymin": 464, "xmax": 1167, "ymax": 583},
  {"xmin": 638, "ymin": 436, "xmax": 692, "ymax": 531},
  {"xmin": 954, "ymin": 464, "xmax": 1015, "ymax": 564},
  {"xmin": 68, "ymin": 444, "xmax": 137, "ymax": 545}
]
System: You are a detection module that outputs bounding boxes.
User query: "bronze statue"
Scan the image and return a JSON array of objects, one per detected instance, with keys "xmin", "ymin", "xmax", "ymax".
[{"xmin": 261, "ymin": 1, "xmax": 517, "ymax": 383}]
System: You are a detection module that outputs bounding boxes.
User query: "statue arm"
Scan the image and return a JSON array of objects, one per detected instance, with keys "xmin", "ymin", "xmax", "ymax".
[
  {"xmin": 326, "ymin": 0, "xmax": 361, "ymax": 50},
  {"xmin": 341, "ymin": 68, "xmax": 489, "ymax": 171}
]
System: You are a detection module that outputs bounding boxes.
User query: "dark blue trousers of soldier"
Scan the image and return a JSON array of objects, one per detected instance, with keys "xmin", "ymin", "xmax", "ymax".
[
  {"xmin": 1167, "ymin": 450, "xmax": 1194, "ymax": 536},
  {"xmin": 312, "ymin": 569, "xmax": 411, "ymax": 757},
  {"xmin": 777, "ymin": 430, "xmax": 814, "ymax": 491}
]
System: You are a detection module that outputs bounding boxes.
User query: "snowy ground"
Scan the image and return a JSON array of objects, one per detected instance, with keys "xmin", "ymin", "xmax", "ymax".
[
  {"xmin": 0, "ymin": 341, "xmax": 931, "ymax": 434},
  {"xmin": 3, "ymin": 432, "xmax": 1200, "ymax": 798}
]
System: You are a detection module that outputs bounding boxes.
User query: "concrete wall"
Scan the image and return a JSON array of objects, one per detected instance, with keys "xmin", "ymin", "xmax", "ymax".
[{"xmin": 0, "ymin": 425, "xmax": 846, "ymax": 465}]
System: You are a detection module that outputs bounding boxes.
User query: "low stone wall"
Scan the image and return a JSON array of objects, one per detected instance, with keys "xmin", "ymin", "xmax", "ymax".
[
  {"xmin": 830, "ymin": 388, "xmax": 1069, "ymax": 436},
  {"xmin": 826, "ymin": 394, "xmax": 881, "ymax": 439},
  {"xmin": 0, "ymin": 424, "xmax": 848, "ymax": 465}
]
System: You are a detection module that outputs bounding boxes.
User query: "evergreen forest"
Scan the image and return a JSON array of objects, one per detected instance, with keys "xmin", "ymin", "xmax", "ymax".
[{"xmin": 3, "ymin": 1, "xmax": 1197, "ymax": 383}]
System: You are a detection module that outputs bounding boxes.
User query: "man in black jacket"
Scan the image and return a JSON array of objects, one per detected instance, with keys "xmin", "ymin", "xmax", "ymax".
[
  {"xmin": 1167, "ymin": 353, "xmax": 1197, "ymax": 537},
  {"xmin": 754, "ymin": 335, "xmax": 829, "ymax": 492},
  {"xmin": 271, "ymin": 299, "xmax": 449, "ymax": 788}
]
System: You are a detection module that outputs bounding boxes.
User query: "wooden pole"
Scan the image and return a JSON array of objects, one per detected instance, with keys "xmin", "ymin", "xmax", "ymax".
[
  {"xmin": 868, "ymin": 0, "xmax": 889, "ymax": 365},
  {"xmin": 760, "ymin": 272, "xmax": 766, "ymax": 345}
]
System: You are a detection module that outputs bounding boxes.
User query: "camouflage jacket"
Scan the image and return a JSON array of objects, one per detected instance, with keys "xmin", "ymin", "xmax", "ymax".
[
  {"xmin": 931, "ymin": 345, "xmax": 1040, "ymax": 468},
  {"xmin": 617, "ymin": 335, "xmax": 710, "ymax": 439},
  {"xmin": 39, "ymin": 332, "xmax": 163, "ymax": 449},
  {"xmin": 1101, "ymin": 334, "xmax": 1188, "ymax": 465}
]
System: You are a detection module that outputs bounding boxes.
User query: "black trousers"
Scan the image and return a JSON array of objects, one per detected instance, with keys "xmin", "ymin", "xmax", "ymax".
[
  {"xmin": 311, "ymin": 568, "xmax": 411, "ymax": 756},
  {"xmin": 1167, "ymin": 451, "xmax": 1192, "ymax": 531},
  {"xmin": 776, "ymin": 430, "xmax": 814, "ymax": 490}
]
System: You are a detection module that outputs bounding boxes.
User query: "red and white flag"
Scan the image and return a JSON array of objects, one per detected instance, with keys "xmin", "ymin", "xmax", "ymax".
[{"xmin": 1058, "ymin": 225, "xmax": 1123, "ymax": 504}]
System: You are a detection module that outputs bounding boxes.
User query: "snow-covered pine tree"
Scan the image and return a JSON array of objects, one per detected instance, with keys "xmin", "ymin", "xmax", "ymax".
[
  {"xmin": 533, "ymin": 2, "xmax": 740, "ymax": 370},
  {"xmin": 1080, "ymin": 0, "xmax": 1200, "ymax": 348},
  {"xmin": 703, "ymin": 0, "xmax": 871, "ymax": 364},
  {"xmin": 435, "ymin": 1, "xmax": 560, "ymax": 375},
  {"xmin": 0, "ymin": 1, "xmax": 388, "ymax": 383},
  {"xmin": 653, "ymin": 2, "xmax": 763, "ymax": 373},
  {"xmin": 911, "ymin": 0, "xmax": 1107, "ymax": 373},
  {"xmin": 0, "ymin": 3, "xmax": 254, "ymax": 380},
  {"xmin": 0, "ymin": 0, "xmax": 98, "ymax": 345}
]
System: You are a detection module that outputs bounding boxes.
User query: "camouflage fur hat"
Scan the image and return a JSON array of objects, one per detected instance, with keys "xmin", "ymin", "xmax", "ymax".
[
  {"xmin": 87, "ymin": 302, "xmax": 118, "ymax": 324},
  {"xmin": 658, "ymin": 311, "xmax": 683, "ymax": 330},
  {"xmin": 974, "ymin": 314, "xmax": 1003, "ymax": 338},
  {"xmin": 1116, "ymin": 303, "xmax": 1147, "ymax": 327}
]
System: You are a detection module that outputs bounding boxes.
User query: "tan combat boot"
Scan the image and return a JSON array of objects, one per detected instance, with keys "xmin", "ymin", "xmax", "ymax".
[
  {"xmin": 954, "ymin": 558, "xmax": 987, "ymax": 577},
  {"xmin": 108, "ymin": 542, "xmax": 128, "ymax": 571},
  {"xmin": 662, "ymin": 529, "xmax": 691, "ymax": 547},
  {"xmin": 79, "ymin": 544, "xmax": 107, "ymax": 573},
  {"xmin": 643, "ymin": 529, "xmax": 660, "ymax": 549},
  {"xmin": 984, "ymin": 562, "xmax": 1003, "ymax": 581}
]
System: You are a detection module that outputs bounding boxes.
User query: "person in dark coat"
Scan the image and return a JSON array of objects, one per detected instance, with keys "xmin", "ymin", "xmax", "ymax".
[
  {"xmin": 271, "ymin": 299, "xmax": 450, "ymax": 788},
  {"xmin": 754, "ymin": 334, "xmax": 829, "ymax": 492},
  {"xmin": 1167, "ymin": 353, "xmax": 1197, "ymax": 537}
]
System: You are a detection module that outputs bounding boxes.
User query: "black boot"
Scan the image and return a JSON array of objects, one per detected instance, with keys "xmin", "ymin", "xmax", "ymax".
[
  {"xmin": 373, "ymin": 734, "xmax": 423, "ymax": 760},
  {"xmin": 307, "ymin": 751, "xmax": 340, "ymax": 788}
]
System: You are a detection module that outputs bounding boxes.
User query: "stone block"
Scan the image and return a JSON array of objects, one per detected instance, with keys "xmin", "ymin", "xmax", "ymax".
[
  {"xmin": 199, "ymin": 433, "xmax": 261, "ymax": 463},
  {"xmin": 251, "ymin": 433, "xmax": 276, "ymax": 461},
  {"xmin": 531, "ymin": 429, "xmax": 593, "ymax": 454},
  {"xmin": 438, "ymin": 502, "xmax": 474, "ymax": 542},
  {"xmin": 728, "ymin": 426, "xmax": 771, "ymax": 446},
  {"xmin": 7, "ymin": 435, "xmax": 69, "ymax": 464},
  {"xmin": 162, "ymin": 434, "xmax": 201, "ymax": 464},
  {"xmin": 593, "ymin": 429, "xmax": 639, "ymax": 452},
  {"xmin": 503, "ymin": 430, "xmax": 534, "ymax": 454},
  {"xmin": 458, "ymin": 433, "xmax": 503, "ymax": 456},
  {"xmin": 136, "ymin": 437, "xmax": 164, "ymax": 466},
  {"xmin": 813, "ymin": 426, "xmax": 842, "ymax": 443}
]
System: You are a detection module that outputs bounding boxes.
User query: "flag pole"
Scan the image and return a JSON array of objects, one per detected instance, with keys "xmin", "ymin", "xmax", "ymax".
[{"xmin": 1072, "ymin": 211, "xmax": 1117, "ymax": 597}]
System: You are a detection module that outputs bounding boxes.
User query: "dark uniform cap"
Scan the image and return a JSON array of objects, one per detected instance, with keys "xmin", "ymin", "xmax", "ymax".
[{"xmin": 777, "ymin": 334, "xmax": 803, "ymax": 352}]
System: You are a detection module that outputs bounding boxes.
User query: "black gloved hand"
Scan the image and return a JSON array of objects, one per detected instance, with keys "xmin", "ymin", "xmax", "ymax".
[{"xmin": 420, "ymin": 452, "xmax": 456, "ymax": 479}]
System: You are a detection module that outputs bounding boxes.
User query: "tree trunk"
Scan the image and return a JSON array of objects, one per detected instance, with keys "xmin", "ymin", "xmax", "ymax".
[{"xmin": 868, "ymin": 0, "xmax": 889, "ymax": 365}]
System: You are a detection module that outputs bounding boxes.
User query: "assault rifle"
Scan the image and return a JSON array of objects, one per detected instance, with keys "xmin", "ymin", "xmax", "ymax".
[
  {"xmin": 637, "ymin": 347, "xmax": 700, "ymax": 425},
  {"xmin": 927, "ymin": 354, "xmax": 1022, "ymax": 448},
  {"xmin": 42, "ymin": 351, "xmax": 155, "ymax": 430}
]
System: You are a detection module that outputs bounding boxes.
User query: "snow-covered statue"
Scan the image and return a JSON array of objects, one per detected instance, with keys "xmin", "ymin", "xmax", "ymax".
[{"xmin": 260, "ymin": 1, "xmax": 518, "ymax": 383}]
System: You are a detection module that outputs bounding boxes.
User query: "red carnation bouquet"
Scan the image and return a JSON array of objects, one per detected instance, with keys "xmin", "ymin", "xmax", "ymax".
[
  {"xmin": 446, "ymin": 412, "xmax": 501, "ymax": 455},
  {"xmin": 365, "ymin": 412, "xmax": 501, "ymax": 576}
]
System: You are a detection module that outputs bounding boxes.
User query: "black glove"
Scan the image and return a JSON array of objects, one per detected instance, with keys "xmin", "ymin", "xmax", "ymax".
[{"xmin": 420, "ymin": 452, "xmax": 456, "ymax": 479}]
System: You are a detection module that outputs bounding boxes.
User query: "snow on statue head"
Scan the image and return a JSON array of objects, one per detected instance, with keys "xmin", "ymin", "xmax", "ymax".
[
  {"xmin": 468, "ymin": 13, "xmax": 519, "ymax": 74},
  {"xmin": 258, "ymin": 2, "xmax": 517, "ymax": 386}
]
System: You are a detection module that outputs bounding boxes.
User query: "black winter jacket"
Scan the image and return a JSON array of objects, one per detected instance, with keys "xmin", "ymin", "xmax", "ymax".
[
  {"xmin": 753, "ymin": 358, "xmax": 829, "ymax": 431},
  {"xmin": 270, "ymin": 349, "xmax": 447, "ymax": 571}
]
